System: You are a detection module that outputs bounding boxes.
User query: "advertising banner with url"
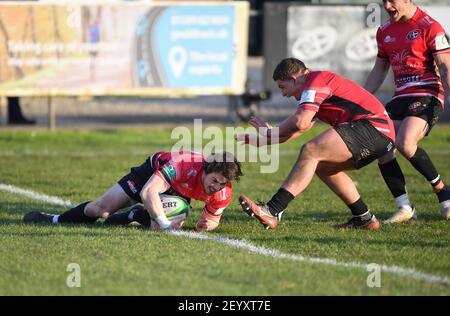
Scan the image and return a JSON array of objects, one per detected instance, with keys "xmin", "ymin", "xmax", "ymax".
[{"xmin": 0, "ymin": 1, "xmax": 249, "ymax": 97}]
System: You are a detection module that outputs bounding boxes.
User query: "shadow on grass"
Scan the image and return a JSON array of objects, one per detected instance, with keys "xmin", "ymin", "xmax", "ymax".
[
  {"xmin": 223, "ymin": 209, "xmax": 343, "ymax": 223},
  {"xmin": 226, "ymin": 206, "xmax": 446, "ymax": 224}
]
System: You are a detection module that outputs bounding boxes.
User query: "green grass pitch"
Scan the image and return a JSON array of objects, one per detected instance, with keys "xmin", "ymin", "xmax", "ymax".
[{"xmin": 0, "ymin": 125, "xmax": 449, "ymax": 295}]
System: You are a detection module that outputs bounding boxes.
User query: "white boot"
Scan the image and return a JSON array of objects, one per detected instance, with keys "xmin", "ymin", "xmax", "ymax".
[{"xmin": 383, "ymin": 205, "xmax": 416, "ymax": 224}]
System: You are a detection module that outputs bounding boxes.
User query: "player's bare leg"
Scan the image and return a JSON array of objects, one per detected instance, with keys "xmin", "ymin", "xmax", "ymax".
[
  {"xmin": 84, "ymin": 184, "xmax": 133, "ymax": 218},
  {"xmin": 315, "ymin": 161, "xmax": 359, "ymax": 205},
  {"xmin": 241, "ymin": 129, "xmax": 348, "ymax": 229},
  {"xmin": 382, "ymin": 116, "xmax": 449, "ymax": 221},
  {"xmin": 314, "ymin": 161, "xmax": 380, "ymax": 230},
  {"xmin": 281, "ymin": 129, "xmax": 353, "ymax": 195},
  {"xmin": 24, "ymin": 184, "xmax": 133, "ymax": 224},
  {"xmin": 240, "ymin": 128, "xmax": 380, "ymax": 229},
  {"xmin": 396, "ymin": 116, "xmax": 427, "ymax": 158}
]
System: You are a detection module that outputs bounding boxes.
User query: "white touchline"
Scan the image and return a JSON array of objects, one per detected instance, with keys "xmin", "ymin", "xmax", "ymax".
[
  {"xmin": 170, "ymin": 231, "xmax": 450, "ymax": 286},
  {"xmin": 0, "ymin": 183, "xmax": 73, "ymax": 207},
  {"xmin": 2, "ymin": 182, "xmax": 448, "ymax": 286}
]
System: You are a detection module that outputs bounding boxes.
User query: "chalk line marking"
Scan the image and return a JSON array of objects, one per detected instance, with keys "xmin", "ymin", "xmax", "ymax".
[
  {"xmin": 2, "ymin": 182, "xmax": 448, "ymax": 286},
  {"xmin": 0, "ymin": 183, "xmax": 72, "ymax": 207}
]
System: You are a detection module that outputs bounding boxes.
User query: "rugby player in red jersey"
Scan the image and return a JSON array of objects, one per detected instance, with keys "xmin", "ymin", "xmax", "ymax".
[
  {"xmin": 237, "ymin": 58, "xmax": 396, "ymax": 230},
  {"xmin": 364, "ymin": 0, "xmax": 450, "ymax": 222},
  {"xmin": 24, "ymin": 151, "xmax": 242, "ymax": 231}
]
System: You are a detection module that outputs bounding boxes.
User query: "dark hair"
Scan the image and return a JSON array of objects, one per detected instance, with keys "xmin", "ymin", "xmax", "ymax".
[
  {"xmin": 272, "ymin": 58, "xmax": 307, "ymax": 81},
  {"xmin": 203, "ymin": 152, "xmax": 243, "ymax": 182}
]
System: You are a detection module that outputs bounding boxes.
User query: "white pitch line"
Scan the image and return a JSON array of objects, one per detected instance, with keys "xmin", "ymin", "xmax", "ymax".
[
  {"xmin": 170, "ymin": 231, "xmax": 449, "ymax": 285},
  {"xmin": 2, "ymin": 182, "xmax": 449, "ymax": 286},
  {"xmin": 0, "ymin": 183, "xmax": 73, "ymax": 207}
]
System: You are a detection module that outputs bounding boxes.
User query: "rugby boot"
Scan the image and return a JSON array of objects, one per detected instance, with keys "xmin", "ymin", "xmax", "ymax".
[
  {"xmin": 335, "ymin": 214, "xmax": 381, "ymax": 230},
  {"xmin": 239, "ymin": 195, "xmax": 283, "ymax": 230},
  {"xmin": 24, "ymin": 211, "xmax": 55, "ymax": 224},
  {"xmin": 436, "ymin": 185, "xmax": 450, "ymax": 220},
  {"xmin": 383, "ymin": 205, "xmax": 417, "ymax": 224}
]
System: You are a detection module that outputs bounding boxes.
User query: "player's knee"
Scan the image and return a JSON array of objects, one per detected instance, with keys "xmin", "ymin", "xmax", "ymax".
[
  {"xmin": 315, "ymin": 164, "xmax": 329, "ymax": 177},
  {"xmin": 315, "ymin": 163, "xmax": 339, "ymax": 177},
  {"xmin": 84, "ymin": 201, "xmax": 107, "ymax": 217},
  {"xmin": 300, "ymin": 142, "xmax": 319, "ymax": 159},
  {"xmin": 396, "ymin": 140, "xmax": 416, "ymax": 159}
]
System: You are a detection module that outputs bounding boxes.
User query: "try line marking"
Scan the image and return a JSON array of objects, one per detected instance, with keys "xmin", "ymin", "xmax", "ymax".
[{"xmin": 1, "ymin": 182, "xmax": 449, "ymax": 286}]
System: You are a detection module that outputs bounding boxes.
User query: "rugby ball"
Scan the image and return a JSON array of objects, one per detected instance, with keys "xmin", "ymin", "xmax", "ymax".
[{"xmin": 159, "ymin": 194, "xmax": 189, "ymax": 221}]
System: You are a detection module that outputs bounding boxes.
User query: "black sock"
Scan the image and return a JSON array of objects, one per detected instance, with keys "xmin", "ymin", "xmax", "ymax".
[
  {"xmin": 348, "ymin": 198, "xmax": 371, "ymax": 221},
  {"xmin": 408, "ymin": 147, "xmax": 441, "ymax": 186},
  {"xmin": 131, "ymin": 207, "xmax": 152, "ymax": 227},
  {"xmin": 267, "ymin": 188, "xmax": 295, "ymax": 216},
  {"xmin": 58, "ymin": 201, "xmax": 97, "ymax": 223},
  {"xmin": 437, "ymin": 185, "xmax": 450, "ymax": 203},
  {"xmin": 378, "ymin": 159, "xmax": 407, "ymax": 197}
]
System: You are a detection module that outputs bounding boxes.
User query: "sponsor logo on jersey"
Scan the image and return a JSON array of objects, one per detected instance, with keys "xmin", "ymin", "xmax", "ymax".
[
  {"xmin": 406, "ymin": 29, "xmax": 421, "ymax": 41},
  {"xmin": 384, "ymin": 35, "xmax": 396, "ymax": 43},
  {"xmin": 187, "ymin": 167, "xmax": 197, "ymax": 178},
  {"xmin": 387, "ymin": 142, "xmax": 393, "ymax": 152},
  {"xmin": 408, "ymin": 101, "xmax": 424, "ymax": 111},
  {"xmin": 435, "ymin": 34, "xmax": 450, "ymax": 50},
  {"xmin": 392, "ymin": 49, "xmax": 410, "ymax": 64},
  {"xmin": 300, "ymin": 90, "xmax": 316, "ymax": 104},
  {"xmin": 360, "ymin": 148, "xmax": 371, "ymax": 159},
  {"xmin": 161, "ymin": 164, "xmax": 176, "ymax": 180},
  {"xmin": 127, "ymin": 180, "xmax": 138, "ymax": 194},
  {"xmin": 420, "ymin": 16, "xmax": 434, "ymax": 26},
  {"xmin": 396, "ymin": 75, "xmax": 420, "ymax": 84}
]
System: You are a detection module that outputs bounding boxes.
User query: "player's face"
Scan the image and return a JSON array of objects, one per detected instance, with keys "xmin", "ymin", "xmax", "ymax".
[
  {"xmin": 383, "ymin": 0, "xmax": 412, "ymax": 22},
  {"xmin": 276, "ymin": 79, "xmax": 296, "ymax": 98},
  {"xmin": 276, "ymin": 71, "xmax": 308, "ymax": 100},
  {"xmin": 202, "ymin": 172, "xmax": 228, "ymax": 195}
]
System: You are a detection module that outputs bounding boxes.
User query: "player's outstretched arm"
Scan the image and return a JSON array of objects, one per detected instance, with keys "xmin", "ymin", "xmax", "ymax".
[
  {"xmin": 273, "ymin": 107, "xmax": 316, "ymax": 144},
  {"xmin": 363, "ymin": 57, "xmax": 390, "ymax": 93},
  {"xmin": 236, "ymin": 109, "xmax": 315, "ymax": 146},
  {"xmin": 434, "ymin": 53, "xmax": 450, "ymax": 102}
]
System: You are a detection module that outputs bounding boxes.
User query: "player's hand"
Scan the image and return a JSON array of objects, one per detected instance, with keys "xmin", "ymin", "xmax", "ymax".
[
  {"xmin": 235, "ymin": 133, "xmax": 263, "ymax": 147},
  {"xmin": 169, "ymin": 219, "xmax": 185, "ymax": 230},
  {"xmin": 195, "ymin": 210, "xmax": 221, "ymax": 231},
  {"xmin": 249, "ymin": 116, "xmax": 272, "ymax": 132},
  {"xmin": 150, "ymin": 219, "xmax": 185, "ymax": 231}
]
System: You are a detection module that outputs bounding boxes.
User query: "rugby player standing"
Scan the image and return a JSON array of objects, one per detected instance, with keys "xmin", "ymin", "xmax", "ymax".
[
  {"xmin": 237, "ymin": 58, "xmax": 395, "ymax": 230},
  {"xmin": 364, "ymin": 0, "xmax": 450, "ymax": 222}
]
